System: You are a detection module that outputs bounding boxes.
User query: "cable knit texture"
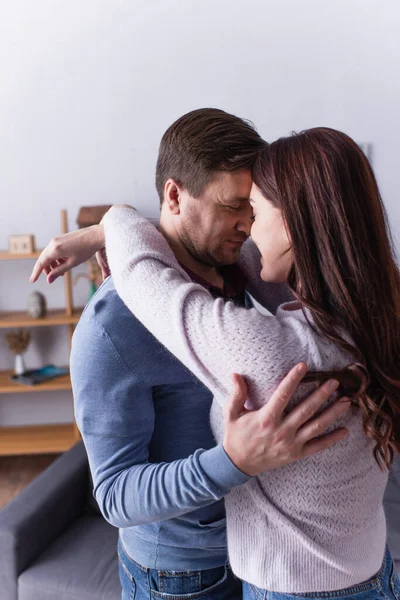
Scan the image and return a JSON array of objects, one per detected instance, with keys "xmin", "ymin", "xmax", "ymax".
[{"xmin": 103, "ymin": 207, "xmax": 388, "ymax": 593}]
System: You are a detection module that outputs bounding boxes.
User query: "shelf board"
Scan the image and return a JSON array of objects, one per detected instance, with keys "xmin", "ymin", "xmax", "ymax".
[
  {"xmin": 0, "ymin": 308, "xmax": 82, "ymax": 328},
  {"xmin": 0, "ymin": 423, "xmax": 78, "ymax": 456},
  {"xmin": 0, "ymin": 370, "xmax": 72, "ymax": 394},
  {"xmin": 0, "ymin": 250, "xmax": 43, "ymax": 261}
]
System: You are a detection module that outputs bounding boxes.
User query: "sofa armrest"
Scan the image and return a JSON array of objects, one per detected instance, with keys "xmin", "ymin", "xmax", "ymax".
[{"xmin": 0, "ymin": 440, "xmax": 88, "ymax": 600}]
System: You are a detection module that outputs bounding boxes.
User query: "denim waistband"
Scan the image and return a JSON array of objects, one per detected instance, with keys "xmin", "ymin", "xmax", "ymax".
[
  {"xmin": 290, "ymin": 545, "xmax": 393, "ymax": 598},
  {"xmin": 118, "ymin": 531, "xmax": 228, "ymax": 571}
]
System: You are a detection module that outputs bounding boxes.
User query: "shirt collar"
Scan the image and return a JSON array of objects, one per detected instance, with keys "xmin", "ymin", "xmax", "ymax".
[{"xmin": 179, "ymin": 262, "xmax": 247, "ymax": 300}]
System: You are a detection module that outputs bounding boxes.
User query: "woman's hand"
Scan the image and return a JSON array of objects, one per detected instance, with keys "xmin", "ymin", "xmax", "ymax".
[
  {"xmin": 29, "ymin": 205, "xmax": 135, "ymax": 284},
  {"xmin": 95, "ymin": 247, "xmax": 111, "ymax": 280},
  {"xmin": 30, "ymin": 224, "xmax": 105, "ymax": 284}
]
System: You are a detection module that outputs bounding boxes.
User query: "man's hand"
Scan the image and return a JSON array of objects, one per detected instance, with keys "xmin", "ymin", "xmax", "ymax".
[
  {"xmin": 30, "ymin": 224, "xmax": 105, "ymax": 284},
  {"xmin": 223, "ymin": 363, "xmax": 350, "ymax": 476}
]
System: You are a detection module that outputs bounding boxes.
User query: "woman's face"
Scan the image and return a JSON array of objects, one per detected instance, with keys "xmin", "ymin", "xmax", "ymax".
[{"xmin": 249, "ymin": 184, "xmax": 293, "ymax": 282}]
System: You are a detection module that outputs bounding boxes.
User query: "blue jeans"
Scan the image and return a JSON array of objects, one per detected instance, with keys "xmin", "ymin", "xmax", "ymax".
[
  {"xmin": 117, "ymin": 537, "xmax": 242, "ymax": 599},
  {"xmin": 243, "ymin": 545, "xmax": 400, "ymax": 600}
]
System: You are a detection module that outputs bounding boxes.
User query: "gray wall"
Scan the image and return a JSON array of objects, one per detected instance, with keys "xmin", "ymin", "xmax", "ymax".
[{"xmin": 0, "ymin": 0, "xmax": 399, "ymax": 426}]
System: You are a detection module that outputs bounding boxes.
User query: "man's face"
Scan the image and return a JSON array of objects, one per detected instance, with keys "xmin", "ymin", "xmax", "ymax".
[{"xmin": 177, "ymin": 170, "xmax": 253, "ymax": 267}]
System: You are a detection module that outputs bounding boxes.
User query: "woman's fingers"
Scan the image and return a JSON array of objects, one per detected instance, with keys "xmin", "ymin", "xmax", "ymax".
[
  {"xmin": 47, "ymin": 258, "xmax": 75, "ymax": 283},
  {"xmin": 30, "ymin": 249, "xmax": 55, "ymax": 282},
  {"xmin": 95, "ymin": 249, "xmax": 111, "ymax": 280},
  {"xmin": 30, "ymin": 226, "xmax": 105, "ymax": 283}
]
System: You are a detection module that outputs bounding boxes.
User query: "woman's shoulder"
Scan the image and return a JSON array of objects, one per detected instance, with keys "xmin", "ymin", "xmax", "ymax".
[{"xmin": 275, "ymin": 303, "xmax": 354, "ymax": 370}]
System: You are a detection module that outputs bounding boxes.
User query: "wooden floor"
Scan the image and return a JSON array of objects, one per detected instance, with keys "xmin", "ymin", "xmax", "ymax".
[{"xmin": 0, "ymin": 454, "xmax": 60, "ymax": 510}]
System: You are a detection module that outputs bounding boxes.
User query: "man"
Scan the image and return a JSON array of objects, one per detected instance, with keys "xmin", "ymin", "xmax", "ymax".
[{"xmin": 31, "ymin": 109, "xmax": 351, "ymax": 599}]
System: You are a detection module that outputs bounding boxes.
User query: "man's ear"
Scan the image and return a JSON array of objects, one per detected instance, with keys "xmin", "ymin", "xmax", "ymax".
[{"xmin": 164, "ymin": 179, "xmax": 182, "ymax": 215}]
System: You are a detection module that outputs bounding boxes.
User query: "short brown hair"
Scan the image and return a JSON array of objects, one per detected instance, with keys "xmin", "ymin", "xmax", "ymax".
[{"xmin": 155, "ymin": 108, "xmax": 265, "ymax": 205}]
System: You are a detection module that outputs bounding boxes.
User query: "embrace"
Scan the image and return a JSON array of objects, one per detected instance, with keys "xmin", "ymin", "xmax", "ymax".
[{"xmin": 31, "ymin": 109, "xmax": 400, "ymax": 600}]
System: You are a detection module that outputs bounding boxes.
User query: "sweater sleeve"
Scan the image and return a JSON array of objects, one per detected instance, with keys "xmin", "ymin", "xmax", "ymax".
[{"xmin": 103, "ymin": 208, "xmax": 309, "ymax": 408}]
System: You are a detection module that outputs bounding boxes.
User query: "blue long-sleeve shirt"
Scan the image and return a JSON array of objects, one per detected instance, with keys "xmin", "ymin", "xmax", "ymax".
[{"xmin": 70, "ymin": 276, "xmax": 250, "ymax": 570}]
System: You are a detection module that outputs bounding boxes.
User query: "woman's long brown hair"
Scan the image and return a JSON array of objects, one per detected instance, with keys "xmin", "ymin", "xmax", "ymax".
[{"xmin": 253, "ymin": 127, "xmax": 400, "ymax": 470}]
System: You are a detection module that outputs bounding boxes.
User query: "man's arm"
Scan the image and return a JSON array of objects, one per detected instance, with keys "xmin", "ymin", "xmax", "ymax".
[{"xmin": 71, "ymin": 317, "xmax": 250, "ymax": 528}]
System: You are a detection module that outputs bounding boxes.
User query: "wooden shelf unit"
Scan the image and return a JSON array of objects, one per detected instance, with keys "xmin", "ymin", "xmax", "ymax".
[
  {"xmin": 0, "ymin": 210, "xmax": 81, "ymax": 456},
  {"xmin": 0, "ymin": 308, "xmax": 82, "ymax": 329},
  {"xmin": 0, "ymin": 250, "xmax": 43, "ymax": 261},
  {"xmin": 0, "ymin": 423, "xmax": 77, "ymax": 456},
  {"xmin": 0, "ymin": 370, "xmax": 72, "ymax": 394}
]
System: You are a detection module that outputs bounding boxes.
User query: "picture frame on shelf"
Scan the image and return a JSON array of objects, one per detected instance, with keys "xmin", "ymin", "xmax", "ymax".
[{"xmin": 8, "ymin": 234, "xmax": 36, "ymax": 255}]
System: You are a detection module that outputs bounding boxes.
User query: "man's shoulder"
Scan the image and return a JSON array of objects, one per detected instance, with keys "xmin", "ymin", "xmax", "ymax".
[
  {"xmin": 72, "ymin": 277, "xmax": 201, "ymax": 386},
  {"xmin": 75, "ymin": 277, "xmax": 150, "ymax": 345}
]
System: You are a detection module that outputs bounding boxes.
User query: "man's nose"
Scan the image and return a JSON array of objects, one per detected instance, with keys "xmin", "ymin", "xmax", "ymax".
[{"xmin": 236, "ymin": 208, "xmax": 253, "ymax": 237}]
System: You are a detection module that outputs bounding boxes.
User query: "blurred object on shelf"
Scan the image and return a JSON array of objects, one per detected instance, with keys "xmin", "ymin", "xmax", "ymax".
[
  {"xmin": 10, "ymin": 364, "xmax": 69, "ymax": 386},
  {"xmin": 76, "ymin": 205, "xmax": 112, "ymax": 228},
  {"xmin": 6, "ymin": 329, "xmax": 31, "ymax": 375},
  {"xmin": 27, "ymin": 291, "xmax": 47, "ymax": 319},
  {"xmin": 8, "ymin": 234, "xmax": 36, "ymax": 254},
  {"xmin": 73, "ymin": 256, "xmax": 103, "ymax": 300}
]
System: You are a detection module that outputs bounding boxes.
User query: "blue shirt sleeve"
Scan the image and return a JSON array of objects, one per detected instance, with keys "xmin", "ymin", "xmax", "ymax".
[{"xmin": 70, "ymin": 317, "xmax": 249, "ymax": 529}]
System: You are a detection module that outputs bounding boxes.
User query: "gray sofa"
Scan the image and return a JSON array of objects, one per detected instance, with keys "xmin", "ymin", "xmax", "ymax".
[
  {"xmin": 0, "ymin": 442, "xmax": 399, "ymax": 600},
  {"xmin": 0, "ymin": 441, "xmax": 120, "ymax": 600}
]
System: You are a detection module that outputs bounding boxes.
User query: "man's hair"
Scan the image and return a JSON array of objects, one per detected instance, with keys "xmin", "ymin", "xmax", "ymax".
[{"xmin": 155, "ymin": 108, "xmax": 265, "ymax": 205}]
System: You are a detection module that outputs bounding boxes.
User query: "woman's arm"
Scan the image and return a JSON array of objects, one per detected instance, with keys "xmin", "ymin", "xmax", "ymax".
[
  {"xmin": 103, "ymin": 207, "xmax": 309, "ymax": 408},
  {"xmin": 29, "ymin": 209, "xmax": 292, "ymax": 314},
  {"xmin": 30, "ymin": 225, "xmax": 105, "ymax": 284}
]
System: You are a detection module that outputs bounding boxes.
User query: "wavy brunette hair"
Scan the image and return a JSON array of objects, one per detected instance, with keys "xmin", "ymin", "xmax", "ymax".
[{"xmin": 253, "ymin": 127, "xmax": 400, "ymax": 470}]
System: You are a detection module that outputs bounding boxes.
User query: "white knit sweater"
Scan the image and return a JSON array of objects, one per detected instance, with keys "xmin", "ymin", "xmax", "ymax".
[{"xmin": 103, "ymin": 207, "xmax": 388, "ymax": 593}]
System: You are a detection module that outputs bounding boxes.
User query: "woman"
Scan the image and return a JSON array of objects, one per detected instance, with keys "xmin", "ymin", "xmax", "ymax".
[{"xmin": 33, "ymin": 127, "xmax": 400, "ymax": 599}]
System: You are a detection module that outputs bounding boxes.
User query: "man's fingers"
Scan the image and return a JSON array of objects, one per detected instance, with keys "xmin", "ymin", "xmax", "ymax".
[
  {"xmin": 301, "ymin": 427, "xmax": 349, "ymax": 458},
  {"xmin": 226, "ymin": 374, "xmax": 248, "ymax": 420},
  {"xmin": 296, "ymin": 397, "xmax": 350, "ymax": 445},
  {"xmin": 284, "ymin": 379, "xmax": 340, "ymax": 432},
  {"xmin": 258, "ymin": 363, "xmax": 308, "ymax": 424}
]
